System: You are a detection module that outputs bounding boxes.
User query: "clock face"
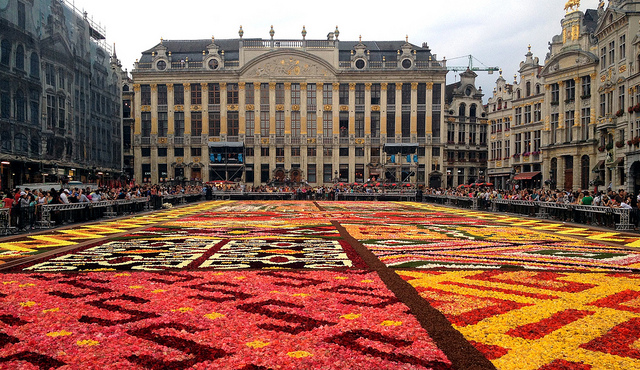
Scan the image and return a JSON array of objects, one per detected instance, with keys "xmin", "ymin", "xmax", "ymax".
[{"xmin": 0, "ymin": 0, "xmax": 8, "ymax": 10}]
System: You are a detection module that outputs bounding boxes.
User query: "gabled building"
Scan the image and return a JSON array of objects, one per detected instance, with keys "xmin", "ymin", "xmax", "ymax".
[
  {"xmin": 0, "ymin": 0, "xmax": 123, "ymax": 189},
  {"xmin": 442, "ymin": 69, "xmax": 488, "ymax": 188}
]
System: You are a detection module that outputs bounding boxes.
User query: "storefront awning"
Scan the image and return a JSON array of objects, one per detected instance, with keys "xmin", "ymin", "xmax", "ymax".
[
  {"xmin": 592, "ymin": 160, "xmax": 605, "ymax": 173},
  {"xmin": 513, "ymin": 171, "xmax": 541, "ymax": 180},
  {"xmin": 208, "ymin": 141, "xmax": 244, "ymax": 148}
]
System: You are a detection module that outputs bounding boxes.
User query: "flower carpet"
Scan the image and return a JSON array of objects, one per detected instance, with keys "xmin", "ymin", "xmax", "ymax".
[{"xmin": 1, "ymin": 200, "xmax": 640, "ymax": 369}]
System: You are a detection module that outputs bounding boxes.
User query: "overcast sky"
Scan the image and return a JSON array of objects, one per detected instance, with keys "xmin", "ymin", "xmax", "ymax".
[{"xmin": 69, "ymin": 0, "xmax": 601, "ymax": 102}]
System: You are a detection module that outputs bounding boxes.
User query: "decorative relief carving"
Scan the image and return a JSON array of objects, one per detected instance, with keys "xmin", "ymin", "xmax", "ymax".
[
  {"xmin": 238, "ymin": 82, "xmax": 245, "ymax": 89},
  {"xmin": 411, "ymin": 82, "xmax": 418, "ymax": 90},
  {"xmin": 220, "ymin": 83, "xmax": 227, "ymax": 89},
  {"xmin": 191, "ymin": 105, "xmax": 202, "ymax": 111},
  {"xmin": 252, "ymin": 57, "xmax": 329, "ymax": 77},
  {"xmin": 227, "ymin": 104, "xmax": 239, "ymax": 111},
  {"xmin": 340, "ymin": 105, "xmax": 349, "ymax": 111},
  {"xmin": 365, "ymin": 83, "xmax": 371, "ymax": 91},
  {"xmin": 167, "ymin": 84, "xmax": 174, "ymax": 92},
  {"xmin": 333, "ymin": 83, "xmax": 339, "ymax": 90},
  {"xmin": 133, "ymin": 84, "xmax": 141, "ymax": 92},
  {"xmin": 209, "ymin": 137, "xmax": 221, "ymax": 142},
  {"xmin": 183, "ymin": 83, "xmax": 190, "ymax": 90},
  {"xmin": 174, "ymin": 105, "xmax": 184, "ymax": 112},
  {"xmin": 307, "ymin": 137, "xmax": 316, "ymax": 144},
  {"xmin": 301, "ymin": 83, "xmax": 307, "ymax": 90},
  {"xmin": 291, "ymin": 104, "xmax": 300, "ymax": 111},
  {"xmin": 276, "ymin": 104, "xmax": 285, "ymax": 111},
  {"xmin": 355, "ymin": 138, "xmax": 365, "ymax": 144},
  {"xmin": 150, "ymin": 84, "xmax": 157, "ymax": 92},
  {"xmin": 246, "ymin": 104, "xmax": 255, "ymax": 111},
  {"xmin": 381, "ymin": 83, "xmax": 388, "ymax": 89},
  {"xmin": 269, "ymin": 82, "xmax": 276, "ymax": 90},
  {"xmin": 158, "ymin": 137, "xmax": 168, "ymax": 144},
  {"xmin": 619, "ymin": 65, "xmax": 627, "ymax": 73},
  {"xmin": 323, "ymin": 105, "xmax": 332, "ymax": 111},
  {"xmin": 396, "ymin": 83, "xmax": 402, "ymax": 90},
  {"xmin": 261, "ymin": 137, "xmax": 270, "ymax": 144},
  {"xmin": 141, "ymin": 105, "xmax": 151, "ymax": 112},
  {"xmin": 371, "ymin": 105, "xmax": 380, "ymax": 111},
  {"xmin": 426, "ymin": 82, "xmax": 433, "ymax": 90},
  {"xmin": 349, "ymin": 83, "xmax": 356, "ymax": 90}
]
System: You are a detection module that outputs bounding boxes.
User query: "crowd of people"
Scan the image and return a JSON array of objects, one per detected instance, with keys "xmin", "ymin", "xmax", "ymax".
[{"xmin": 1, "ymin": 183, "xmax": 203, "ymax": 231}]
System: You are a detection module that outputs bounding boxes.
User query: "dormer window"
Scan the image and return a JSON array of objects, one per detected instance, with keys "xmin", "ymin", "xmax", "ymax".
[
  {"xmin": 156, "ymin": 60, "xmax": 166, "ymax": 70},
  {"xmin": 355, "ymin": 59, "xmax": 365, "ymax": 69},
  {"xmin": 401, "ymin": 58, "xmax": 412, "ymax": 69},
  {"xmin": 208, "ymin": 58, "xmax": 219, "ymax": 70}
]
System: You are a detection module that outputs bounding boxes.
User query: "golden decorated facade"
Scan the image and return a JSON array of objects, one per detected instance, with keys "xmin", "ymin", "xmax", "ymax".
[{"xmin": 130, "ymin": 31, "xmax": 447, "ymax": 186}]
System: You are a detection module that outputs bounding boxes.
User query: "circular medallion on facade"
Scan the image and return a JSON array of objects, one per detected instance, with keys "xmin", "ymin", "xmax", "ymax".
[
  {"xmin": 208, "ymin": 58, "xmax": 219, "ymax": 70},
  {"xmin": 355, "ymin": 59, "xmax": 366, "ymax": 69},
  {"xmin": 401, "ymin": 58, "xmax": 412, "ymax": 69},
  {"xmin": 156, "ymin": 60, "xmax": 166, "ymax": 70}
]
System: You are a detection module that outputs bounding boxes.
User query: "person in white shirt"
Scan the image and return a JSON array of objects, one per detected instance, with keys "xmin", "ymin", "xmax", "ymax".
[{"xmin": 59, "ymin": 189, "xmax": 70, "ymax": 204}]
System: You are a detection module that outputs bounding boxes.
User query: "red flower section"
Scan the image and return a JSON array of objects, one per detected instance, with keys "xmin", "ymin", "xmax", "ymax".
[
  {"xmin": 506, "ymin": 309, "xmax": 595, "ymax": 340},
  {"xmin": 440, "ymin": 281, "xmax": 559, "ymax": 300},
  {"xmin": 580, "ymin": 317, "xmax": 640, "ymax": 359},
  {"xmin": 588, "ymin": 289, "xmax": 640, "ymax": 313},
  {"xmin": 466, "ymin": 271, "xmax": 596, "ymax": 293}
]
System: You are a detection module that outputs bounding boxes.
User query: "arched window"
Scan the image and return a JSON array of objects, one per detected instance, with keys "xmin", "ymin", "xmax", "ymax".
[
  {"xmin": 526, "ymin": 82, "xmax": 531, "ymax": 97},
  {"xmin": 15, "ymin": 44, "xmax": 24, "ymax": 70},
  {"xmin": 536, "ymin": 84, "xmax": 541, "ymax": 95},
  {"xmin": 470, "ymin": 104, "xmax": 477, "ymax": 117},
  {"xmin": 30, "ymin": 52, "xmax": 39, "ymax": 78},
  {"xmin": 15, "ymin": 90, "xmax": 25, "ymax": 122},
  {"xmin": 458, "ymin": 103, "xmax": 466, "ymax": 117},
  {"xmin": 516, "ymin": 89, "xmax": 521, "ymax": 99},
  {"xmin": 0, "ymin": 39, "xmax": 10, "ymax": 66},
  {"xmin": 497, "ymin": 98, "xmax": 503, "ymax": 110}
]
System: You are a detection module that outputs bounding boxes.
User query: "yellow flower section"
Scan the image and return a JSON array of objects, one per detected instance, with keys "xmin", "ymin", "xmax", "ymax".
[{"xmin": 400, "ymin": 270, "xmax": 640, "ymax": 369}]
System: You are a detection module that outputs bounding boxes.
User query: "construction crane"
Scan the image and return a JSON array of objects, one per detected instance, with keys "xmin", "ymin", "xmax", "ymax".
[{"xmin": 446, "ymin": 55, "xmax": 499, "ymax": 74}]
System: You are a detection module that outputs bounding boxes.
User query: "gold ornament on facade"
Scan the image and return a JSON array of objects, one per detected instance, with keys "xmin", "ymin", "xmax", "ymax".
[
  {"xmin": 254, "ymin": 84, "xmax": 260, "ymax": 91},
  {"xmin": 176, "ymin": 157, "xmax": 183, "ymax": 163},
  {"xmin": 227, "ymin": 104, "xmax": 239, "ymax": 111},
  {"xmin": 411, "ymin": 82, "xmax": 418, "ymax": 90},
  {"xmin": 307, "ymin": 138, "xmax": 316, "ymax": 144},
  {"xmin": 601, "ymin": 75, "xmax": 606, "ymax": 82},
  {"xmin": 340, "ymin": 105, "xmax": 349, "ymax": 111},
  {"xmin": 564, "ymin": 0, "xmax": 580, "ymax": 13},
  {"xmin": 396, "ymin": 83, "xmax": 402, "ymax": 90},
  {"xmin": 426, "ymin": 82, "xmax": 433, "ymax": 90},
  {"xmin": 133, "ymin": 84, "xmax": 141, "ymax": 92},
  {"xmin": 276, "ymin": 104, "xmax": 285, "ymax": 111},
  {"xmin": 316, "ymin": 83, "xmax": 323, "ymax": 90},
  {"xmin": 150, "ymin": 84, "xmax": 158, "ymax": 92},
  {"xmin": 284, "ymin": 82, "xmax": 291, "ymax": 90},
  {"xmin": 157, "ymin": 137, "xmax": 167, "ymax": 144},
  {"xmin": 332, "ymin": 83, "xmax": 339, "ymax": 90},
  {"xmin": 141, "ymin": 105, "xmax": 151, "ymax": 112},
  {"xmin": 355, "ymin": 138, "xmax": 365, "ymax": 144},
  {"xmin": 174, "ymin": 105, "xmax": 184, "ymax": 112},
  {"xmin": 167, "ymin": 84, "xmax": 174, "ymax": 92},
  {"xmin": 269, "ymin": 82, "xmax": 276, "ymax": 90},
  {"xmin": 209, "ymin": 137, "xmax": 221, "ymax": 142},
  {"xmin": 246, "ymin": 104, "xmax": 255, "ymax": 111},
  {"xmin": 619, "ymin": 65, "xmax": 627, "ymax": 73},
  {"xmin": 238, "ymin": 82, "xmax": 245, "ymax": 89},
  {"xmin": 365, "ymin": 83, "xmax": 371, "ymax": 91},
  {"xmin": 193, "ymin": 157, "xmax": 200, "ymax": 163},
  {"xmin": 183, "ymin": 83, "xmax": 190, "ymax": 90},
  {"xmin": 371, "ymin": 105, "xmax": 380, "ymax": 111},
  {"xmin": 261, "ymin": 138, "xmax": 270, "ymax": 144},
  {"xmin": 381, "ymin": 83, "xmax": 388, "ymax": 89},
  {"xmin": 291, "ymin": 104, "xmax": 300, "ymax": 111},
  {"xmin": 571, "ymin": 25, "xmax": 580, "ymax": 40},
  {"xmin": 200, "ymin": 83, "xmax": 208, "ymax": 89},
  {"xmin": 349, "ymin": 83, "xmax": 356, "ymax": 91},
  {"xmin": 191, "ymin": 105, "xmax": 202, "ymax": 111},
  {"xmin": 323, "ymin": 105, "xmax": 332, "ymax": 111}
]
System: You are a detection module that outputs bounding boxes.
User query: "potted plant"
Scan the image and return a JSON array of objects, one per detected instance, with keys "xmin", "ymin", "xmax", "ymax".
[
  {"xmin": 616, "ymin": 141, "xmax": 624, "ymax": 148},
  {"xmin": 634, "ymin": 103, "xmax": 640, "ymax": 112},
  {"xmin": 616, "ymin": 109, "xmax": 624, "ymax": 117},
  {"xmin": 629, "ymin": 106, "xmax": 634, "ymax": 113},
  {"xmin": 629, "ymin": 140, "xmax": 634, "ymax": 146}
]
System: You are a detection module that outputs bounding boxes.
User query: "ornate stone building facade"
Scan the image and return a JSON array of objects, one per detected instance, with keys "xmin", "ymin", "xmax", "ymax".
[
  {"xmin": 131, "ymin": 30, "xmax": 447, "ymax": 186},
  {"xmin": 0, "ymin": 0, "xmax": 123, "ymax": 189},
  {"xmin": 488, "ymin": 0, "xmax": 640, "ymax": 194},
  {"xmin": 443, "ymin": 70, "xmax": 488, "ymax": 188}
]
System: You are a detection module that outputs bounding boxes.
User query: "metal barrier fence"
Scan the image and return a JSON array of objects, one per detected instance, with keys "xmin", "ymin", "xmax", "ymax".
[
  {"xmin": 1, "ymin": 194, "xmax": 204, "ymax": 233},
  {"xmin": 424, "ymin": 195, "xmax": 636, "ymax": 231}
]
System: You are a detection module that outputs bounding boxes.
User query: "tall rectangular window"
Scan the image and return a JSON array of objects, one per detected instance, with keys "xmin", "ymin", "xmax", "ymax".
[
  {"xmin": 401, "ymin": 83, "xmax": 411, "ymax": 105},
  {"xmin": 417, "ymin": 83, "xmax": 426, "ymax": 104},
  {"xmin": 275, "ymin": 83, "xmax": 285, "ymax": 105},
  {"xmin": 323, "ymin": 164, "xmax": 333, "ymax": 183},
  {"xmin": 582, "ymin": 76, "xmax": 591, "ymax": 98},
  {"xmin": 260, "ymin": 111, "xmax": 269, "ymax": 136},
  {"xmin": 534, "ymin": 130, "xmax": 541, "ymax": 152},
  {"xmin": 307, "ymin": 84, "xmax": 317, "ymax": 109},
  {"xmin": 387, "ymin": 83, "xmax": 395, "ymax": 105},
  {"xmin": 386, "ymin": 112, "xmax": 395, "ymax": 138},
  {"xmin": 307, "ymin": 112, "xmax": 317, "ymax": 137},
  {"xmin": 227, "ymin": 112, "xmax": 239, "ymax": 136},
  {"xmin": 355, "ymin": 84, "xmax": 365, "ymax": 105},
  {"xmin": 174, "ymin": 84, "xmax": 184, "ymax": 105},
  {"xmin": 600, "ymin": 93, "xmax": 606, "ymax": 117},
  {"xmin": 550, "ymin": 113, "xmax": 559, "ymax": 144},
  {"xmin": 581, "ymin": 108, "xmax": 590, "ymax": 140},
  {"xmin": 157, "ymin": 85, "xmax": 167, "ymax": 105},
  {"xmin": 191, "ymin": 112, "xmax": 202, "ymax": 136},
  {"xmin": 609, "ymin": 41, "xmax": 615, "ymax": 65},
  {"xmin": 191, "ymin": 83, "xmax": 202, "ymax": 105},
  {"xmin": 534, "ymin": 103, "xmax": 542, "ymax": 122},
  {"xmin": 141, "ymin": 112, "xmax": 151, "ymax": 137},
  {"xmin": 323, "ymin": 111, "xmax": 333, "ymax": 137},
  {"xmin": 260, "ymin": 83, "xmax": 269, "ymax": 106},
  {"xmin": 245, "ymin": 111, "xmax": 255, "ymax": 137},
  {"xmin": 208, "ymin": 83, "xmax": 220, "ymax": 104},
  {"xmin": 565, "ymin": 110, "xmax": 574, "ymax": 142},
  {"xmin": 291, "ymin": 83, "xmax": 300, "ymax": 105},
  {"xmin": 141, "ymin": 85, "xmax": 151, "ymax": 105},
  {"xmin": 601, "ymin": 47, "xmax": 607, "ymax": 68},
  {"xmin": 307, "ymin": 164, "xmax": 316, "ymax": 183},
  {"xmin": 620, "ymin": 35, "xmax": 626, "ymax": 60},
  {"xmin": 245, "ymin": 83, "xmax": 254, "ymax": 105},
  {"xmin": 339, "ymin": 84, "xmax": 349, "ymax": 105},
  {"xmin": 524, "ymin": 105, "xmax": 532, "ymax": 124},
  {"xmin": 619, "ymin": 85, "xmax": 625, "ymax": 112},
  {"xmin": 275, "ymin": 111, "xmax": 285, "ymax": 137},
  {"xmin": 371, "ymin": 112, "xmax": 380, "ymax": 138},
  {"xmin": 355, "ymin": 112, "xmax": 365, "ymax": 137},
  {"xmin": 565, "ymin": 79, "xmax": 575, "ymax": 101},
  {"xmin": 551, "ymin": 83, "xmax": 559, "ymax": 104},
  {"xmin": 208, "ymin": 112, "xmax": 220, "ymax": 136},
  {"xmin": 323, "ymin": 83, "xmax": 332, "ymax": 105},
  {"xmin": 291, "ymin": 111, "xmax": 300, "ymax": 137},
  {"xmin": 158, "ymin": 112, "xmax": 168, "ymax": 137},
  {"xmin": 227, "ymin": 83, "xmax": 238, "ymax": 105},
  {"xmin": 401, "ymin": 112, "xmax": 410, "ymax": 137},
  {"xmin": 339, "ymin": 112, "xmax": 349, "ymax": 137},
  {"xmin": 175, "ymin": 112, "xmax": 185, "ymax": 137}
]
